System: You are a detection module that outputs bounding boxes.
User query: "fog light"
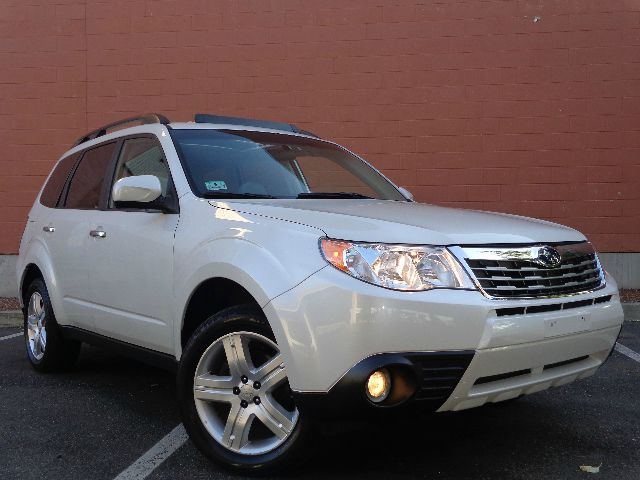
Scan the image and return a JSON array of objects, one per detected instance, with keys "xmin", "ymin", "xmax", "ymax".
[{"xmin": 366, "ymin": 369, "xmax": 391, "ymax": 403}]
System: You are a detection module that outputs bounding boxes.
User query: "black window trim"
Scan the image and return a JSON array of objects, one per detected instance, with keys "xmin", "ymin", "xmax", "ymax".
[{"xmin": 57, "ymin": 150, "xmax": 85, "ymax": 209}]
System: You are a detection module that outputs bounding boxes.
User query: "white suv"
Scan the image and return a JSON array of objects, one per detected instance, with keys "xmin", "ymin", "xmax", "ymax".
[{"xmin": 17, "ymin": 113, "xmax": 624, "ymax": 472}]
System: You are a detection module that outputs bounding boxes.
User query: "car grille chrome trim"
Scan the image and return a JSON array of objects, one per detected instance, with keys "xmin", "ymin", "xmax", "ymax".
[{"xmin": 450, "ymin": 242, "xmax": 606, "ymax": 299}]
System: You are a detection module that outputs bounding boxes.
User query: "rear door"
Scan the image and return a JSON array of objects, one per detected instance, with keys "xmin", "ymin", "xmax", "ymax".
[
  {"xmin": 43, "ymin": 142, "xmax": 117, "ymax": 329},
  {"xmin": 86, "ymin": 135, "xmax": 179, "ymax": 353}
]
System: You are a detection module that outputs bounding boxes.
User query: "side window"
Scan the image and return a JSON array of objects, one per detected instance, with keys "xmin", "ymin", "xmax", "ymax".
[
  {"xmin": 40, "ymin": 152, "xmax": 81, "ymax": 208},
  {"xmin": 110, "ymin": 137, "xmax": 171, "ymax": 208},
  {"xmin": 65, "ymin": 142, "xmax": 116, "ymax": 209}
]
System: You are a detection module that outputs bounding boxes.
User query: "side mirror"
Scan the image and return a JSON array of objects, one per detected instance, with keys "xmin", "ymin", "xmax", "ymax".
[
  {"xmin": 398, "ymin": 186, "xmax": 414, "ymax": 201},
  {"xmin": 112, "ymin": 175, "xmax": 162, "ymax": 204}
]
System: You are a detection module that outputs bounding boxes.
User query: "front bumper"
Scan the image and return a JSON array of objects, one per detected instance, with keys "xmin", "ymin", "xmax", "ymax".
[
  {"xmin": 438, "ymin": 324, "xmax": 620, "ymax": 411},
  {"xmin": 264, "ymin": 266, "xmax": 624, "ymax": 411}
]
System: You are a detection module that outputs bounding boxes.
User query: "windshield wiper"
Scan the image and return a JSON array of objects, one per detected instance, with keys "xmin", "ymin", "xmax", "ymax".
[
  {"xmin": 202, "ymin": 192, "xmax": 276, "ymax": 199},
  {"xmin": 297, "ymin": 192, "xmax": 373, "ymax": 199}
]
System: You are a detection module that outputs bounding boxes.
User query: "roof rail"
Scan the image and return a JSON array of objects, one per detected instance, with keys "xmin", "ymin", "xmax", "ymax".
[
  {"xmin": 194, "ymin": 113, "xmax": 318, "ymax": 137},
  {"xmin": 73, "ymin": 113, "xmax": 170, "ymax": 146}
]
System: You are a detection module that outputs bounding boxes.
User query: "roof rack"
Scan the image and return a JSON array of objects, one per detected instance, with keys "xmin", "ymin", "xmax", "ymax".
[
  {"xmin": 194, "ymin": 113, "xmax": 318, "ymax": 137},
  {"xmin": 73, "ymin": 113, "xmax": 170, "ymax": 146}
]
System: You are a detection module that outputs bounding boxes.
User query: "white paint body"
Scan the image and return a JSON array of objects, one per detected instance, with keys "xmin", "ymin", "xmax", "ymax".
[{"xmin": 17, "ymin": 122, "xmax": 624, "ymax": 411}]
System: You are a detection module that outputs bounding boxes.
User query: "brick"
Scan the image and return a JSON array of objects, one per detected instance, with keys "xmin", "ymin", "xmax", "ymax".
[
  {"xmin": 0, "ymin": 1, "xmax": 638, "ymax": 253},
  {"xmin": 0, "ymin": 222, "xmax": 25, "ymax": 254}
]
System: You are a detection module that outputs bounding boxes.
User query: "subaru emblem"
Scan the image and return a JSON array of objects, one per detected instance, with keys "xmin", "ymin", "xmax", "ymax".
[{"xmin": 533, "ymin": 246, "xmax": 562, "ymax": 268}]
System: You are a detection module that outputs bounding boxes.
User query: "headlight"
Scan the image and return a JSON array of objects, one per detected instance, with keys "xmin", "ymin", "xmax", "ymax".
[{"xmin": 320, "ymin": 238, "xmax": 475, "ymax": 291}]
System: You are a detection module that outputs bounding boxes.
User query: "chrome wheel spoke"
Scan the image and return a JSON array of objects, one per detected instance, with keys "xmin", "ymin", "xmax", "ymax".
[
  {"xmin": 255, "ymin": 397, "xmax": 295, "ymax": 439},
  {"xmin": 39, "ymin": 330, "xmax": 46, "ymax": 351},
  {"xmin": 195, "ymin": 373, "xmax": 235, "ymax": 390},
  {"xmin": 29, "ymin": 293, "xmax": 38, "ymax": 317},
  {"xmin": 255, "ymin": 354, "xmax": 286, "ymax": 392},
  {"xmin": 193, "ymin": 373, "xmax": 236, "ymax": 403},
  {"xmin": 33, "ymin": 293, "xmax": 43, "ymax": 318},
  {"xmin": 33, "ymin": 333, "xmax": 41, "ymax": 355},
  {"xmin": 194, "ymin": 388, "xmax": 236, "ymax": 403},
  {"xmin": 27, "ymin": 314, "xmax": 38, "ymax": 331},
  {"xmin": 222, "ymin": 334, "xmax": 254, "ymax": 379},
  {"xmin": 222, "ymin": 403, "xmax": 254, "ymax": 451}
]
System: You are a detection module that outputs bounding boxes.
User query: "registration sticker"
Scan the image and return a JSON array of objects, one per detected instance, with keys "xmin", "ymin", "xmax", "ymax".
[{"xmin": 205, "ymin": 180, "xmax": 227, "ymax": 191}]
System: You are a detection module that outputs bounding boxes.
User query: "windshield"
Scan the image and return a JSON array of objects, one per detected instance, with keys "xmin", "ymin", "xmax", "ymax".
[{"xmin": 170, "ymin": 129, "xmax": 407, "ymax": 201}]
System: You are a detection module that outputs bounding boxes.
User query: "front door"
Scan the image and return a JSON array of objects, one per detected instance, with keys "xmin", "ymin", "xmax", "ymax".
[{"xmin": 86, "ymin": 136, "xmax": 179, "ymax": 354}]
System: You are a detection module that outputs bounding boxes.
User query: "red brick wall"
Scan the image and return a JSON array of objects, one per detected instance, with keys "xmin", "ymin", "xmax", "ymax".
[{"xmin": 1, "ymin": 0, "xmax": 639, "ymax": 253}]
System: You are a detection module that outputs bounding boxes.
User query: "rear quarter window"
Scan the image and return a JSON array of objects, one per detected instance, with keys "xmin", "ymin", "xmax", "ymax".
[{"xmin": 40, "ymin": 152, "xmax": 81, "ymax": 208}]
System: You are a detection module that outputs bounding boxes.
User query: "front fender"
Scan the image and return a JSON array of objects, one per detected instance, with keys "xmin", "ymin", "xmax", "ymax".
[{"xmin": 174, "ymin": 233, "xmax": 326, "ymax": 360}]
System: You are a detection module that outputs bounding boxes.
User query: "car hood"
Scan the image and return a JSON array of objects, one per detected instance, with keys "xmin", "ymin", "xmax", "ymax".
[{"xmin": 208, "ymin": 199, "xmax": 586, "ymax": 245}]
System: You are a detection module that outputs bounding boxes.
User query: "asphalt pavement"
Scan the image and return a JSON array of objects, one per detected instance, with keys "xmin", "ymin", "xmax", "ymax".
[{"xmin": 1, "ymin": 324, "xmax": 639, "ymax": 480}]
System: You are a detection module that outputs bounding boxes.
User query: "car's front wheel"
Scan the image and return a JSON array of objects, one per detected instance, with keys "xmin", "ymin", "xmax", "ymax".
[{"xmin": 177, "ymin": 305, "xmax": 309, "ymax": 473}]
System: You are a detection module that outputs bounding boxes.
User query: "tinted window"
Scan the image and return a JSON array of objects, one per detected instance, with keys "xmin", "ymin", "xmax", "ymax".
[
  {"xmin": 65, "ymin": 142, "xmax": 116, "ymax": 209},
  {"xmin": 110, "ymin": 137, "xmax": 171, "ymax": 208},
  {"xmin": 40, "ymin": 152, "xmax": 80, "ymax": 208}
]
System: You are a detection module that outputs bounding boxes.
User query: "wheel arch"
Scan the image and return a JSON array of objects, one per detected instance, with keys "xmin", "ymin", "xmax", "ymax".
[
  {"xmin": 180, "ymin": 277, "xmax": 263, "ymax": 350},
  {"xmin": 20, "ymin": 263, "xmax": 44, "ymax": 306},
  {"xmin": 17, "ymin": 239, "xmax": 59, "ymax": 313}
]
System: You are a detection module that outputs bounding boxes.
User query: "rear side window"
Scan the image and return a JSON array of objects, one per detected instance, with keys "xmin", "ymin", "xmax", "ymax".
[
  {"xmin": 65, "ymin": 142, "xmax": 116, "ymax": 209},
  {"xmin": 40, "ymin": 153, "xmax": 80, "ymax": 208}
]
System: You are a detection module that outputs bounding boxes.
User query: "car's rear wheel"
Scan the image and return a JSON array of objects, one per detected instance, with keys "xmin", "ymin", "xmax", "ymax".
[
  {"xmin": 177, "ymin": 305, "xmax": 309, "ymax": 473},
  {"xmin": 24, "ymin": 277, "xmax": 81, "ymax": 372}
]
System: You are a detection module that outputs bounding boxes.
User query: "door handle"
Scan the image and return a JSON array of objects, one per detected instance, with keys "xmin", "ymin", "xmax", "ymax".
[
  {"xmin": 42, "ymin": 226, "xmax": 55, "ymax": 233},
  {"xmin": 89, "ymin": 230, "xmax": 107, "ymax": 238}
]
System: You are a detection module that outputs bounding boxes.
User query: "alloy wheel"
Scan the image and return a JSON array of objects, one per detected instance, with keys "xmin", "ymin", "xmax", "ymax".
[
  {"xmin": 193, "ymin": 331, "xmax": 299, "ymax": 455},
  {"xmin": 26, "ymin": 292, "xmax": 47, "ymax": 360}
]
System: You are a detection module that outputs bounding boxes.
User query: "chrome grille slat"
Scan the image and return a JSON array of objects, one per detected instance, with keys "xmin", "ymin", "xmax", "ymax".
[
  {"xmin": 474, "ymin": 268, "xmax": 599, "ymax": 282},
  {"xmin": 458, "ymin": 242, "xmax": 605, "ymax": 299},
  {"xmin": 472, "ymin": 258, "xmax": 595, "ymax": 273}
]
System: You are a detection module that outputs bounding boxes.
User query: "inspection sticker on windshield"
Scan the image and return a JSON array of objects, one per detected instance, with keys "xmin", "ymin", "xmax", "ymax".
[{"xmin": 205, "ymin": 180, "xmax": 227, "ymax": 191}]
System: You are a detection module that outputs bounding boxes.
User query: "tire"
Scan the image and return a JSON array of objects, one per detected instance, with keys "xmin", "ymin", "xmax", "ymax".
[
  {"xmin": 177, "ymin": 305, "xmax": 310, "ymax": 474},
  {"xmin": 24, "ymin": 277, "xmax": 81, "ymax": 372}
]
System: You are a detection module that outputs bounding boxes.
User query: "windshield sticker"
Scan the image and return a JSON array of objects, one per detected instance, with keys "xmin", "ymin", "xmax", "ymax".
[{"xmin": 205, "ymin": 180, "xmax": 227, "ymax": 191}]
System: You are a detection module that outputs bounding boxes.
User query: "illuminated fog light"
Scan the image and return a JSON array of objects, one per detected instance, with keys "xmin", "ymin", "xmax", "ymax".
[{"xmin": 366, "ymin": 369, "xmax": 391, "ymax": 403}]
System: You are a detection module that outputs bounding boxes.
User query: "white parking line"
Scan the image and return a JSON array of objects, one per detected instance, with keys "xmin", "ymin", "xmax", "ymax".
[
  {"xmin": 113, "ymin": 424, "xmax": 188, "ymax": 480},
  {"xmin": 0, "ymin": 332, "xmax": 21, "ymax": 342},
  {"xmin": 615, "ymin": 342, "xmax": 640, "ymax": 363}
]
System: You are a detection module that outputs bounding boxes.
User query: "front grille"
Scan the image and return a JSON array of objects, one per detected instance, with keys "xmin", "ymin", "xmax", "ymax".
[{"xmin": 461, "ymin": 243, "xmax": 605, "ymax": 299}]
